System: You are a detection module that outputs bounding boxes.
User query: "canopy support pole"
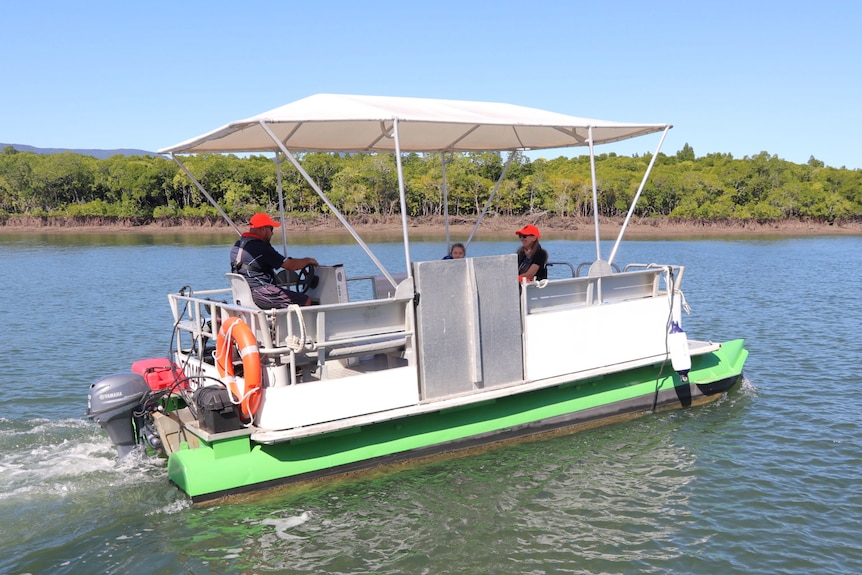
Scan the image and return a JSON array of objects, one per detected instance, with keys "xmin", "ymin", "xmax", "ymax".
[
  {"xmin": 442, "ymin": 152, "xmax": 451, "ymax": 251},
  {"xmin": 275, "ymin": 152, "xmax": 288, "ymax": 255},
  {"xmin": 169, "ymin": 154, "xmax": 241, "ymax": 235},
  {"xmin": 392, "ymin": 119, "xmax": 413, "ymax": 278},
  {"xmin": 607, "ymin": 126, "xmax": 670, "ymax": 266},
  {"xmin": 465, "ymin": 151, "xmax": 516, "ymax": 247},
  {"xmin": 588, "ymin": 127, "xmax": 601, "ymax": 261},
  {"xmin": 258, "ymin": 121, "xmax": 399, "ymax": 288}
]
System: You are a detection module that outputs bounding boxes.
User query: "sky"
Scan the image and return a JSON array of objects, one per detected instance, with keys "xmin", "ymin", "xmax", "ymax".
[{"xmin": 2, "ymin": 0, "xmax": 860, "ymax": 169}]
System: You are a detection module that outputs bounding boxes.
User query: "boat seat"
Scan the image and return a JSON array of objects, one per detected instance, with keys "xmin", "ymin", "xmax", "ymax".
[
  {"xmin": 587, "ymin": 259, "xmax": 615, "ymax": 277},
  {"xmin": 226, "ymin": 273, "xmax": 258, "ymax": 308},
  {"xmin": 372, "ymin": 272, "xmax": 408, "ymax": 299}
]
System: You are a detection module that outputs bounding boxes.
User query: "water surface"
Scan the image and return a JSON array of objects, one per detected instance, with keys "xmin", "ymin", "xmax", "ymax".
[{"xmin": 1, "ymin": 233, "xmax": 860, "ymax": 574}]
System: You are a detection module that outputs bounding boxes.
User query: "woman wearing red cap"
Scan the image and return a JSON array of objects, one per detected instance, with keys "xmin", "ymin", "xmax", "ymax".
[
  {"xmin": 515, "ymin": 224, "xmax": 548, "ymax": 282},
  {"xmin": 230, "ymin": 212, "xmax": 319, "ymax": 307}
]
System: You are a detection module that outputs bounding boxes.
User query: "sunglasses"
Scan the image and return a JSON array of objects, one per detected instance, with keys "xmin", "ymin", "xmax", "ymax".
[{"xmin": 519, "ymin": 234, "xmax": 534, "ymax": 239}]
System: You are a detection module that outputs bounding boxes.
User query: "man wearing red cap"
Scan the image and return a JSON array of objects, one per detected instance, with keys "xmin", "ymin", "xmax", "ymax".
[
  {"xmin": 515, "ymin": 224, "xmax": 548, "ymax": 281},
  {"xmin": 230, "ymin": 212, "xmax": 319, "ymax": 307}
]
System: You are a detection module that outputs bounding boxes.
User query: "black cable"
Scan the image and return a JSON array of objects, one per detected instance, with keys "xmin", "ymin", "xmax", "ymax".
[{"xmin": 159, "ymin": 286, "xmax": 231, "ymax": 424}]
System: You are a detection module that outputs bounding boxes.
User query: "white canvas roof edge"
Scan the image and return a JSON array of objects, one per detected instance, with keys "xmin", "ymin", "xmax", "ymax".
[
  {"xmin": 158, "ymin": 94, "xmax": 671, "ymax": 155},
  {"xmin": 160, "ymin": 94, "xmax": 672, "ymax": 282}
]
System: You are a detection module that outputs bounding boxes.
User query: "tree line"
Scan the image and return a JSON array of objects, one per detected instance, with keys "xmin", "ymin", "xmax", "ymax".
[{"xmin": 1, "ymin": 144, "xmax": 860, "ymax": 224}]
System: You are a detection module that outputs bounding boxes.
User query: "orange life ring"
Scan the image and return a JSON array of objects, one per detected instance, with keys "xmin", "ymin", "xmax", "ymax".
[{"xmin": 215, "ymin": 316, "xmax": 262, "ymax": 421}]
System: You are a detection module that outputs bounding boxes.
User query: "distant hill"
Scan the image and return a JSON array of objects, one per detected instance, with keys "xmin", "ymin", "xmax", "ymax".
[{"xmin": 1, "ymin": 143, "xmax": 159, "ymax": 159}]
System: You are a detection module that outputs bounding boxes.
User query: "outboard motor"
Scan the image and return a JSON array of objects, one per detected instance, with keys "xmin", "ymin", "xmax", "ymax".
[{"xmin": 87, "ymin": 373, "xmax": 151, "ymax": 457}]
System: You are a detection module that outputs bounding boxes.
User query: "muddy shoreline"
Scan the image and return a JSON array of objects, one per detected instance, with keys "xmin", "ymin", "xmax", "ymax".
[{"xmin": 2, "ymin": 215, "xmax": 860, "ymax": 239}]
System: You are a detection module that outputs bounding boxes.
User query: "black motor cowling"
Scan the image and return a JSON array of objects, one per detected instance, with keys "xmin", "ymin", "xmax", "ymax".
[{"xmin": 87, "ymin": 373, "xmax": 151, "ymax": 458}]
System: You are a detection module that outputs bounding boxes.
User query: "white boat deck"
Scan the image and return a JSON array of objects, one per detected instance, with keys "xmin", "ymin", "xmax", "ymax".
[{"xmin": 245, "ymin": 339, "xmax": 720, "ymax": 445}]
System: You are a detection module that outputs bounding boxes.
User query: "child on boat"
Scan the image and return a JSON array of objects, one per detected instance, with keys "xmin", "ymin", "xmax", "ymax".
[{"xmin": 442, "ymin": 243, "xmax": 466, "ymax": 259}]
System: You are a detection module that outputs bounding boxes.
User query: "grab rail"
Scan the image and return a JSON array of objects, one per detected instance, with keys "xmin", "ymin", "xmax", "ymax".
[{"xmin": 169, "ymin": 289, "xmax": 414, "ymax": 382}]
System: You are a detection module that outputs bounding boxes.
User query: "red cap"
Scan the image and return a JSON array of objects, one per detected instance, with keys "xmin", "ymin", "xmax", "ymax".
[
  {"xmin": 515, "ymin": 224, "xmax": 541, "ymax": 239},
  {"xmin": 249, "ymin": 213, "xmax": 281, "ymax": 228}
]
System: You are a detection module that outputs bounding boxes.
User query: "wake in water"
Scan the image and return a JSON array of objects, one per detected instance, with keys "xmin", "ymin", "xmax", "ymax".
[
  {"xmin": 738, "ymin": 375, "xmax": 758, "ymax": 397},
  {"xmin": 0, "ymin": 417, "xmax": 167, "ymax": 503},
  {"xmin": 260, "ymin": 510, "xmax": 312, "ymax": 540}
]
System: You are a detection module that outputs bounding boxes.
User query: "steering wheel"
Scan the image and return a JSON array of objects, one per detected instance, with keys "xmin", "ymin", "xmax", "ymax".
[{"xmin": 295, "ymin": 263, "xmax": 318, "ymax": 293}]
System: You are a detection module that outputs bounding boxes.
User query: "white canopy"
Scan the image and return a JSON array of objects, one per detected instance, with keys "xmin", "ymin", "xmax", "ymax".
[{"xmin": 159, "ymin": 94, "xmax": 671, "ymax": 155}]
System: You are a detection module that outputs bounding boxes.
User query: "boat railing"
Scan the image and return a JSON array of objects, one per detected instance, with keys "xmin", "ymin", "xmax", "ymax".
[
  {"xmin": 169, "ymin": 285, "xmax": 415, "ymax": 384},
  {"xmin": 343, "ymin": 272, "xmax": 409, "ymax": 300},
  {"xmin": 168, "ymin": 287, "xmax": 231, "ymax": 360},
  {"xmin": 624, "ymin": 263, "xmax": 685, "ymax": 293},
  {"xmin": 546, "ymin": 261, "xmax": 576, "ymax": 278},
  {"xmin": 574, "ymin": 261, "xmax": 622, "ymax": 277},
  {"xmin": 268, "ymin": 295, "xmax": 413, "ymax": 361},
  {"xmin": 523, "ymin": 267, "xmax": 665, "ymax": 314}
]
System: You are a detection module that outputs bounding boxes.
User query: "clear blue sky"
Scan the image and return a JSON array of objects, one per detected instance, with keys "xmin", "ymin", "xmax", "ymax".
[{"xmin": 2, "ymin": 0, "xmax": 860, "ymax": 168}]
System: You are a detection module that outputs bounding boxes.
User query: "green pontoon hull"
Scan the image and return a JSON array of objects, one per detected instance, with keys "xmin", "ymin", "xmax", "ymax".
[{"xmin": 168, "ymin": 339, "xmax": 747, "ymax": 502}]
